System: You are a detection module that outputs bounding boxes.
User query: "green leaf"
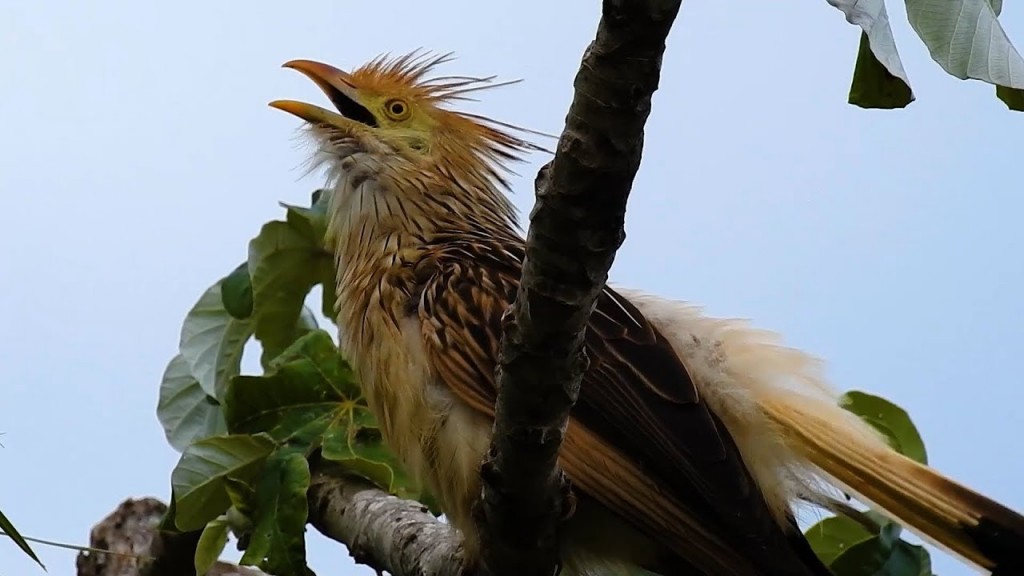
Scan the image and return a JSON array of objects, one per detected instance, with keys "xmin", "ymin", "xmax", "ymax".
[
  {"xmin": 194, "ymin": 517, "xmax": 230, "ymax": 576},
  {"xmin": 226, "ymin": 331, "xmax": 358, "ymax": 443},
  {"xmin": 224, "ymin": 330, "xmax": 417, "ymax": 498},
  {"xmin": 849, "ymin": 32, "xmax": 915, "ymax": 109},
  {"xmin": 239, "ymin": 449, "xmax": 312, "ymax": 576},
  {"xmin": 171, "ymin": 433, "xmax": 277, "ymax": 531},
  {"xmin": 804, "ymin": 515, "xmax": 876, "ymax": 566},
  {"xmin": 264, "ymin": 329, "xmax": 350, "ymax": 382},
  {"xmin": 0, "ymin": 506, "xmax": 44, "ymax": 568},
  {"xmin": 310, "ymin": 188, "xmax": 337, "ymax": 323},
  {"xmin": 158, "ymin": 354, "xmax": 227, "ymax": 451},
  {"xmin": 225, "ymin": 477, "xmax": 257, "ymax": 519},
  {"xmin": 840, "ymin": 391, "xmax": 928, "ymax": 465},
  {"xmin": 247, "ymin": 219, "xmax": 332, "ymax": 364},
  {"xmin": 997, "ymin": 84, "xmax": 1024, "ymax": 111},
  {"xmin": 826, "ymin": 0, "xmax": 914, "ymax": 109},
  {"xmin": 258, "ymin": 306, "xmax": 321, "ymax": 369},
  {"xmin": 321, "ymin": 407, "xmax": 415, "ymax": 497},
  {"xmin": 222, "ymin": 262, "xmax": 255, "ymax": 320},
  {"xmin": 179, "ymin": 281, "xmax": 254, "ymax": 400},
  {"xmin": 319, "ymin": 263, "xmax": 337, "ymax": 323},
  {"xmin": 906, "ymin": 0, "xmax": 1024, "ymax": 111},
  {"xmin": 281, "ymin": 203, "xmax": 327, "ymax": 249},
  {"xmin": 828, "ymin": 531, "xmax": 933, "ymax": 575}
]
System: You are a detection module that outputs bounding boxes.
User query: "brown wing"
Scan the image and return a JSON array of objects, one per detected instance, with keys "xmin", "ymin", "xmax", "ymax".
[{"xmin": 413, "ymin": 235, "xmax": 827, "ymax": 575}]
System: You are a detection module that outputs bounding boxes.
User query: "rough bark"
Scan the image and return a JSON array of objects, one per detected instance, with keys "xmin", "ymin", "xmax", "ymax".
[
  {"xmin": 477, "ymin": 1, "xmax": 683, "ymax": 575},
  {"xmin": 307, "ymin": 469, "xmax": 465, "ymax": 576},
  {"xmin": 79, "ymin": 470, "xmax": 465, "ymax": 576},
  {"xmin": 75, "ymin": 498, "xmax": 266, "ymax": 576}
]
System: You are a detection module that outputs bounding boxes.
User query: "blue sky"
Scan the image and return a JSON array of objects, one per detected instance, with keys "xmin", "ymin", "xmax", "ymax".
[{"xmin": 1, "ymin": 1, "xmax": 1021, "ymax": 575}]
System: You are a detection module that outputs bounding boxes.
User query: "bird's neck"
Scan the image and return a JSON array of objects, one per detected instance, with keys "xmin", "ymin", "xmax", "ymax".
[{"xmin": 325, "ymin": 164, "xmax": 516, "ymax": 357}]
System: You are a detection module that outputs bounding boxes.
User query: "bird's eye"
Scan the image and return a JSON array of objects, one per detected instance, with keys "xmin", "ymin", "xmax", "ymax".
[{"xmin": 384, "ymin": 99, "xmax": 411, "ymax": 120}]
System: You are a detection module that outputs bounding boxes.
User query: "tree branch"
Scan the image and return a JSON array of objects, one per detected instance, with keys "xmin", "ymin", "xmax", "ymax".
[
  {"xmin": 75, "ymin": 498, "xmax": 267, "ymax": 576},
  {"xmin": 477, "ymin": 1, "xmax": 682, "ymax": 575},
  {"xmin": 79, "ymin": 468, "xmax": 465, "ymax": 576},
  {"xmin": 307, "ymin": 468, "xmax": 465, "ymax": 576}
]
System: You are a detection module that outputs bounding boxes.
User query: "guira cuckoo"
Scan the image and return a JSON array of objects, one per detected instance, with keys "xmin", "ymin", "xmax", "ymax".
[{"xmin": 269, "ymin": 52, "xmax": 1024, "ymax": 575}]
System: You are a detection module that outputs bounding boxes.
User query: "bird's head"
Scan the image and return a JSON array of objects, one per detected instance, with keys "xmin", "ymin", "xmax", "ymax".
[{"xmin": 270, "ymin": 52, "xmax": 547, "ymax": 234}]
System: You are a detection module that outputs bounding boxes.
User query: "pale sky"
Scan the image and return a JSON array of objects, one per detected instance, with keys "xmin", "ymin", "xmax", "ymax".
[{"xmin": 1, "ymin": 2, "xmax": 1021, "ymax": 575}]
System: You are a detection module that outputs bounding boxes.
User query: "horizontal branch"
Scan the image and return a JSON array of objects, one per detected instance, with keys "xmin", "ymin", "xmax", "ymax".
[
  {"xmin": 479, "ymin": 0, "xmax": 683, "ymax": 575},
  {"xmin": 307, "ymin": 468, "xmax": 464, "ymax": 576},
  {"xmin": 80, "ymin": 467, "xmax": 464, "ymax": 576}
]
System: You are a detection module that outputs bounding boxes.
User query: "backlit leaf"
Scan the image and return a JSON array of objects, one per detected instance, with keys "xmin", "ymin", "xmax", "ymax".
[
  {"xmin": 195, "ymin": 517, "xmax": 230, "ymax": 576},
  {"xmin": 158, "ymin": 354, "xmax": 227, "ymax": 451},
  {"xmin": 906, "ymin": 0, "xmax": 1024, "ymax": 110},
  {"xmin": 179, "ymin": 281, "xmax": 253, "ymax": 400},
  {"xmin": 805, "ymin": 515, "xmax": 876, "ymax": 566},
  {"xmin": 247, "ymin": 220, "xmax": 332, "ymax": 364},
  {"xmin": 840, "ymin": 391, "xmax": 928, "ymax": 465},
  {"xmin": 828, "ymin": 531, "xmax": 933, "ymax": 575}
]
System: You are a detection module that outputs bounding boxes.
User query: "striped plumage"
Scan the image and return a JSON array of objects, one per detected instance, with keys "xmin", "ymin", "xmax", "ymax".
[{"xmin": 270, "ymin": 52, "xmax": 1024, "ymax": 575}]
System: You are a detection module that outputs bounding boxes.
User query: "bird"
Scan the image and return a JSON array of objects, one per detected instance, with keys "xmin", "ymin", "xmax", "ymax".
[{"xmin": 269, "ymin": 52, "xmax": 1024, "ymax": 575}]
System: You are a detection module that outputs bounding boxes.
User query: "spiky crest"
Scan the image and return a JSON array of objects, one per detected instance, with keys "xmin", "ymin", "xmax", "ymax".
[{"xmin": 346, "ymin": 50, "xmax": 552, "ymax": 191}]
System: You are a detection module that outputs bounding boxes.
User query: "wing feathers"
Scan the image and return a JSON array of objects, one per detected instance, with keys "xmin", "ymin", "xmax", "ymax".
[{"xmin": 415, "ymin": 236, "xmax": 830, "ymax": 575}]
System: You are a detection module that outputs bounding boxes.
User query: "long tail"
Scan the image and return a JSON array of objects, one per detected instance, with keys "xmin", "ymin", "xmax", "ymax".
[
  {"xmin": 620, "ymin": 289, "xmax": 1024, "ymax": 575},
  {"xmin": 763, "ymin": 394, "xmax": 1024, "ymax": 574}
]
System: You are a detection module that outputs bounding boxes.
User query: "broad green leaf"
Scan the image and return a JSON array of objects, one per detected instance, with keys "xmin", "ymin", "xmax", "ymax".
[
  {"xmin": 828, "ymin": 531, "xmax": 933, "ymax": 575},
  {"xmin": 258, "ymin": 305, "xmax": 321, "ymax": 369},
  {"xmin": 179, "ymin": 281, "xmax": 254, "ymax": 400},
  {"xmin": 239, "ymin": 449, "xmax": 312, "ymax": 576},
  {"xmin": 247, "ymin": 219, "xmax": 332, "ymax": 364},
  {"xmin": 264, "ymin": 329, "xmax": 352, "ymax": 383},
  {"xmin": 226, "ymin": 331, "xmax": 358, "ymax": 444},
  {"xmin": 171, "ymin": 433, "xmax": 277, "ymax": 531},
  {"xmin": 906, "ymin": 0, "xmax": 1024, "ymax": 110},
  {"xmin": 321, "ymin": 407, "xmax": 417, "ymax": 498},
  {"xmin": 281, "ymin": 187, "xmax": 332, "ymax": 247},
  {"xmin": 804, "ymin": 515, "xmax": 876, "ymax": 566},
  {"xmin": 194, "ymin": 517, "xmax": 230, "ymax": 576},
  {"xmin": 222, "ymin": 262, "xmax": 254, "ymax": 320},
  {"xmin": 840, "ymin": 391, "xmax": 928, "ymax": 464},
  {"xmin": 225, "ymin": 330, "xmax": 414, "ymax": 497},
  {"xmin": 0, "ymin": 506, "xmax": 43, "ymax": 568},
  {"xmin": 158, "ymin": 354, "xmax": 227, "ymax": 451},
  {"xmin": 826, "ymin": 0, "xmax": 914, "ymax": 109}
]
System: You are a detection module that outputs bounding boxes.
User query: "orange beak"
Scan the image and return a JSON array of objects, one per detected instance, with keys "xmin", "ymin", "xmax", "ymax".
[{"xmin": 269, "ymin": 59, "xmax": 378, "ymax": 128}]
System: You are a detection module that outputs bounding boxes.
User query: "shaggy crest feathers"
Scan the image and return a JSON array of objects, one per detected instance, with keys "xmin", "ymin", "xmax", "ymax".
[{"xmin": 346, "ymin": 50, "xmax": 551, "ymax": 188}]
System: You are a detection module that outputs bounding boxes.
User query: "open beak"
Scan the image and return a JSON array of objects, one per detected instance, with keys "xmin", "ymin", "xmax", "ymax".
[{"xmin": 269, "ymin": 59, "xmax": 379, "ymax": 128}]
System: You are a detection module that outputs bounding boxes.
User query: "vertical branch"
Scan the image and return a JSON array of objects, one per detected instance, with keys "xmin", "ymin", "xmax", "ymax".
[{"xmin": 476, "ymin": 1, "xmax": 683, "ymax": 575}]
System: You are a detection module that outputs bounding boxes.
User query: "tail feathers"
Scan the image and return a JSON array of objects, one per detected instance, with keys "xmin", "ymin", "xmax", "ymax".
[
  {"xmin": 618, "ymin": 291, "xmax": 1024, "ymax": 574},
  {"xmin": 765, "ymin": 396, "xmax": 1024, "ymax": 574}
]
